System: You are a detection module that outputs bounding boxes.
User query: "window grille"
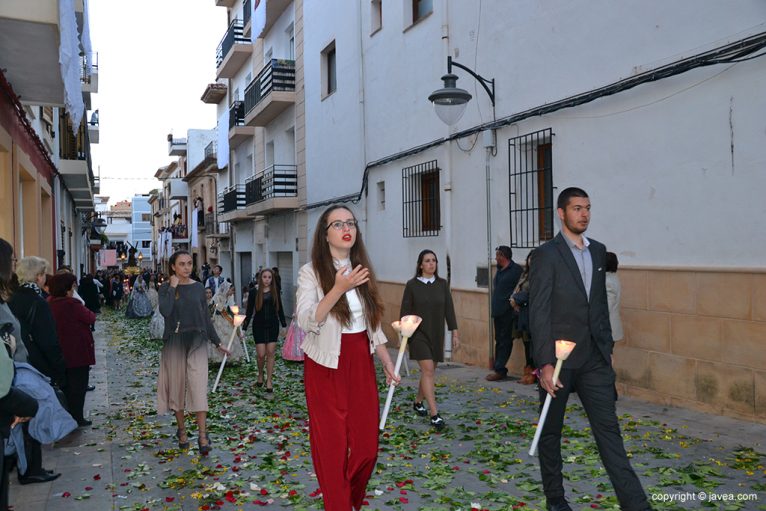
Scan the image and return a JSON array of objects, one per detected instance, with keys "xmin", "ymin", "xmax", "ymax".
[
  {"xmin": 402, "ymin": 160, "xmax": 440, "ymax": 238},
  {"xmin": 508, "ymin": 128, "xmax": 554, "ymax": 248}
]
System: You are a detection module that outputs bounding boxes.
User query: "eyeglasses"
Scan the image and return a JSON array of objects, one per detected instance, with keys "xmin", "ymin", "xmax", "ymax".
[{"xmin": 326, "ymin": 220, "xmax": 358, "ymax": 231}]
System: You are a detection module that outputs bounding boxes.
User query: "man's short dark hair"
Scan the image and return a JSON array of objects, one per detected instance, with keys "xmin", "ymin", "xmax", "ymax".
[
  {"xmin": 605, "ymin": 252, "xmax": 619, "ymax": 272},
  {"xmin": 214, "ymin": 265, "xmax": 223, "ymax": 272},
  {"xmin": 557, "ymin": 187, "xmax": 589, "ymax": 210},
  {"xmin": 495, "ymin": 245, "xmax": 513, "ymax": 260}
]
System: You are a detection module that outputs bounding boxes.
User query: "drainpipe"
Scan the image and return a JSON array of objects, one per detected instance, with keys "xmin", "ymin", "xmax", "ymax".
[
  {"xmin": 441, "ymin": 1, "xmax": 455, "ymax": 360},
  {"xmin": 356, "ymin": 0, "xmax": 369, "ymax": 230}
]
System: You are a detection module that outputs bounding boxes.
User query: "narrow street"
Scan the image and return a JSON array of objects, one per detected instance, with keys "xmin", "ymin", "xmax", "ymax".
[{"xmin": 10, "ymin": 311, "xmax": 766, "ymax": 511}]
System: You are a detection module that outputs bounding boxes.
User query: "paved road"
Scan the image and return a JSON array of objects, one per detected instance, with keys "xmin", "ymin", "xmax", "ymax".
[{"xmin": 9, "ymin": 310, "xmax": 766, "ymax": 510}]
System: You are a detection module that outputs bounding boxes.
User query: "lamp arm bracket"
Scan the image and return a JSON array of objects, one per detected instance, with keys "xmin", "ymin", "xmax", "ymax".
[{"xmin": 447, "ymin": 56, "xmax": 495, "ymax": 106}]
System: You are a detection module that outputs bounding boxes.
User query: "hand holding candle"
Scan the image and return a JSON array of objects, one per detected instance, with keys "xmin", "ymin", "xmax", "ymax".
[
  {"xmin": 529, "ymin": 340, "xmax": 576, "ymax": 456},
  {"xmin": 212, "ymin": 314, "xmax": 246, "ymax": 393},
  {"xmin": 379, "ymin": 315, "xmax": 422, "ymax": 430}
]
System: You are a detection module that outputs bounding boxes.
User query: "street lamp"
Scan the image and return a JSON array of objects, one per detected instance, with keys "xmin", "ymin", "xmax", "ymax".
[
  {"xmin": 92, "ymin": 217, "xmax": 107, "ymax": 236},
  {"xmin": 138, "ymin": 252, "xmax": 144, "ymax": 264},
  {"xmin": 429, "ymin": 56, "xmax": 498, "ymax": 369}
]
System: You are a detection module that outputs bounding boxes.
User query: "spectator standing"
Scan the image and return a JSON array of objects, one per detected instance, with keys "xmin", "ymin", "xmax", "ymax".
[
  {"xmin": 47, "ymin": 272, "xmax": 96, "ymax": 427},
  {"xmin": 486, "ymin": 245, "xmax": 522, "ymax": 381},
  {"xmin": 399, "ymin": 249, "xmax": 458, "ymax": 430}
]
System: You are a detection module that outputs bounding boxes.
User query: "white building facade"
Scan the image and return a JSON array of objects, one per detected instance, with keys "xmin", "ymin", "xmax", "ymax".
[
  {"xmin": 301, "ymin": 0, "xmax": 766, "ymax": 421},
  {"xmin": 131, "ymin": 194, "xmax": 152, "ymax": 267}
]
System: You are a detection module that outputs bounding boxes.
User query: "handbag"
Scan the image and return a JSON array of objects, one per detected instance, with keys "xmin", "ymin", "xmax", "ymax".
[
  {"xmin": 1, "ymin": 324, "xmax": 16, "ymax": 398},
  {"xmin": 149, "ymin": 307, "xmax": 165, "ymax": 339},
  {"xmin": 281, "ymin": 320, "xmax": 305, "ymax": 362}
]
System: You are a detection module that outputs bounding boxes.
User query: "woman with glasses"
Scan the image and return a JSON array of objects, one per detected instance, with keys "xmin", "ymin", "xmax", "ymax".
[
  {"xmin": 400, "ymin": 249, "xmax": 458, "ymax": 430},
  {"xmin": 296, "ymin": 205, "xmax": 399, "ymax": 511}
]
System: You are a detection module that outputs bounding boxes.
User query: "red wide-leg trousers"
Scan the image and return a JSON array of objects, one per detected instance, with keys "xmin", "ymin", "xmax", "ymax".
[{"xmin": 304, "ymin": 331, "xmax": 379, "ymax": 511}]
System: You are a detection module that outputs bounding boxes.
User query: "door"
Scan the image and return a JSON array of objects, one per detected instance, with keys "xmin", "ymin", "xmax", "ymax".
[
  {"xmin": 276, "ymin": 251, "xmax": 294, "ymax": 318},
  {"xmin": 239, "ymin": 252, "xmax": 252, "ymax": 303}
]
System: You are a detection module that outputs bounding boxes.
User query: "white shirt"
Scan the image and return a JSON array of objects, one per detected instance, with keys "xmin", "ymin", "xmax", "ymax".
[{"xmin": 334, "ymin": 258, "xmax": 366, "ymax": 333}]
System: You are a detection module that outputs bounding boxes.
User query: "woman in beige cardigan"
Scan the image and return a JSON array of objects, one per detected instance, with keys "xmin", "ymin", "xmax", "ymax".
[{"xmin": 296, "ymin": 205, "xmax": 398, "ymax": 511}]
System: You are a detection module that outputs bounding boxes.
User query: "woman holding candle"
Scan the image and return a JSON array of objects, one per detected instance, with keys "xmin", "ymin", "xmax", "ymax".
[
  {"xmin": 296, "ymin": 205, "xmax": 399, "ymax": 511},
  {"xmin": 157, "ymin": 250, "xmax": 229, "ymax": 454},
  {"xmin": 243, "ymin": 269, "xmax": 286, "ymax": 391},
  {"xmin": 399, "ymin": 249, "xmax": 458, "ymax": 430}
]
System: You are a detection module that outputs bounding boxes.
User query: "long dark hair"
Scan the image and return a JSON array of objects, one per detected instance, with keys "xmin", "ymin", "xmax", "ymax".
[
  {"xmin": 310, "ymin": 205, "xmax": 383, "ymax": 329},
  {"xmin": 168, "ymin": 250, "xmax": 191, "ymax": 275},
  {"xmin": 255, "ymin": 268, "xmax": 281, "ymax": 313},
  {"xmin": 414, "ymin": 249, "xmax": 439, "ymax": 279},
  {"xmin": 0, "ymin": 238, "xmax": 13, "ymax": 301}
]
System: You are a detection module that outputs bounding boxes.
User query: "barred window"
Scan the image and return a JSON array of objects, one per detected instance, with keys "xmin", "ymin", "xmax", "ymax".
[
  {"xmin": 508, "ymin": 128, "xmax": 554, "ymax": 248},
  {"xmin": 402, "ymin": 160, "xmax": 440, "ymax": 238}
]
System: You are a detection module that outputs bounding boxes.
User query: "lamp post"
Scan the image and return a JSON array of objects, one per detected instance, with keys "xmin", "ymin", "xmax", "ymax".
[{"xmin": 429, "ymin": 56, "xmax": 497, "ymax": 369}]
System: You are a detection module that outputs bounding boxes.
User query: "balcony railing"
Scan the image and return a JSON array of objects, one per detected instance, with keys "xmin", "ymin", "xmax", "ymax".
[
  {"xmin": 204, "ymin": 212, "xmax": 230, "ymax": 236},
  {"xmin": 219, "ymin": 185, "xmax": 246, "ymax": 214},
  {"xmin": 60, "ymin": 113, "xmax": 88, "ymax": 161},
  {"xmin": 216, "ymin": 19, "xmax": 248, "ymax": 69},
  {"xmin": 244, "ymin": 59, "xmax": 296, "ymax": 114},
  {"xmin": 243, "ymin": 0, "xmax": 252, "ymax": 26},
  {"xmin": 170, "ymin": 224, "xmax": 188, "ymax": 240},
  {"xmin": 244, "ymin": 164, "xmax": 298, "ymax": 205},
  {"xmin": 204, "ymin": 140, "xmax": 217, "ymax": 161},
  {"xmin": 229, "ymin": 101, "xmax": 246, "ymax": 129},
  {"xmin": 80, "ymin": 52, "xmax": 98, "ymax": 85}
]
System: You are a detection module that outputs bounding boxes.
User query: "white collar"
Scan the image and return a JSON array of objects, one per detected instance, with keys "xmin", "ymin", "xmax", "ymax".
[{"xmin": 417, "ymin": 275, "xmax": 436, "ymax": 284}]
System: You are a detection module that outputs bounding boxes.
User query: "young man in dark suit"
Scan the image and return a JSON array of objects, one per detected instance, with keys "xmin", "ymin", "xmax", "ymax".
[{"xmin": 529, "ymin": 187, "xmax": 650, "ymax": 511}]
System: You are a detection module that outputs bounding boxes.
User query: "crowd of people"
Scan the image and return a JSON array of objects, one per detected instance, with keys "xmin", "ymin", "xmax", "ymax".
[{"xmin": 1, "ymin": 186, "xmax": 649, "ymax": 511}]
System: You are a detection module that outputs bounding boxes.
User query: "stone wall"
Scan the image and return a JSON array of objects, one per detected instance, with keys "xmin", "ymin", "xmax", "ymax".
[{"xmin": 379, "ymin": 268, "xmax": 766, "ymax": 423}]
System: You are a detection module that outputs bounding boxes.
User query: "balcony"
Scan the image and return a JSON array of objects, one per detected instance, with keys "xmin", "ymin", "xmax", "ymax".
[
  {"xmin": 204, "ymin": 140, "xmax": 217, "ymax": 162},
  {"xmin": 215, "ymin": 0, "xmax": 236, "ymax": 7},
  {"xmin": 170, "ymin": 223, "xmax": 188, "ymax": 241},
  {"xmin": 218, "ymin": 185, "xmax": 248, "ymax": 223},
  {"xmin": 168, "ymin": 179, "xmax": 188, "ymax": 200},
  {"xmin": 168, "ymin": 135, "xmax": 187, "ymax": 156},
  {"xmin": 243, "ymin": 164, "xmax": 299, "ymax": 215},
  {"xmin": 204, "ymin": 212, "xmax": 230, "ymax": 238},
  {"xmin": 252, "ymin": 0, "xmax": 292, "ymax": 40},
  {"xmin": 87, "ymin": 113, "xmax": 99, "ymax": 144},
  {"xmin": 58, "ymin": 112, "xmax": 96, "ymax": 211},
  {"xmin": 201, "ymin": 82, "xmax": 227, "ymax": 104},
  {"xmin": 244, "ymin": 59, "xmax": 295, "ymax": 126},
  {"xmin": 0, "ymin": 0, "xmax": 84, "ymax": 106},
  {"xmin": 228, "ymin": 101, "xmax": 255, "ymax": 148},
  {"xmin": 215, "ymin": 19, "xmax": 251, "ymax": 80},
  {"xmin": 81, "ymin": 52, "xmax": 98, "ymax": 94}
]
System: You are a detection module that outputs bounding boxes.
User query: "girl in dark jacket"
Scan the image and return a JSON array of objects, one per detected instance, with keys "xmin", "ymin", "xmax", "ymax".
[
  {"xmin": 243, "ymin": 269, "xmax": 286, "ymax": 392},
  {"xmin": 48, "ymin": 273, "xmax": 96, "ymax": 427}
]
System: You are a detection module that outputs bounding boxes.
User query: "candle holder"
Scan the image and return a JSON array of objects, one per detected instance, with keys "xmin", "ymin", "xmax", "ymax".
[
  {"xmin": 529, "ymin": 340, "xmax": 576, "ymax": 456},
  {"xmin": 379, "ymin": 315, "xmax": 422, "ymax": 430},
  {"xmin": 212, "ymin": 314, "xmax": 246, "ymax": 392}
]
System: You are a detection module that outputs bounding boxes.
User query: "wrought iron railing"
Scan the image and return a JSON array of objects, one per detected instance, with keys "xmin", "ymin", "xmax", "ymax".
[
  {"xmin": 244, "ymin": 164, "xmax": 298, "ymax": 205},
  {"xmin": 243, "ymin": 0, "xmax": 252, "ymax": 26},
  {"xmin": 228, "ymin": 101, "xmax": 246, "ymax": 129},
  {"xmin": 216, "ymin": 19, "xmax": 248, "ymax": 68},
  {"xmin": 204, "ymin": 140, "xmax": 217, "ymax": 161},
  {"xmin": 219, "ymin": 185, "xmax": 246, "ymax": 213},
  {"xmin": 244, "ymin": 59, "xmax": 296, "ymax": 114},
  {"xmin": 80, "ymin": 52, "xmax": 98, "ymax": 85}
]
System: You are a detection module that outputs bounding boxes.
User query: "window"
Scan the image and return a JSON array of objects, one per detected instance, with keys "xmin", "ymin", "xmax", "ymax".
[
  {"xmin": 508, "ymin": 128, "xmax": 554, "ymax": 248},
  {"xmin": 141, "ymin": 241, "xmax": 151, "ymax": 248},
  {"xmin": 321, "ymin": 41, "xmax": 337, "ymax": 97},
  {"xmin": 377, "ymin": 181, "xmax": 385, "ymax": 211},
  {"xmin": 287, "ymin": 23, "xmax": 295, "ymax": 60},
  {"xmin": 412, "ymin": 0, "xmax": 432, "ymax": 24},
  {"xmin": 371, "ymin": 0, "xmax": 382, "ymax": 34},
  {"xmin": 141, "ymin": 213, "xmax": 151, "ymax": 222},
  {"xmin": 402, "ymin": 160, "xmax": 440, "ymax": 237}
]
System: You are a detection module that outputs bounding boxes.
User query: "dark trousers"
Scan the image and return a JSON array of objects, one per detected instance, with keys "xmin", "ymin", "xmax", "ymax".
[
  {"xmin": 20, "ymin": 423, "xmax": 43, "ymax": 476},
  {"xmin": 492, "ymin": 312, "xmax": 515, "ymax": 376},
  {"xmin": 64, "ymin": 366, "xmax": 90, "ymax": 423},
  {"xmin": 0, "ymin": 454, "xmax": 11, "ymax": 511},
  {"xmin": 537, "ymin": 350, "xmax": 649, "ymax": 511}
]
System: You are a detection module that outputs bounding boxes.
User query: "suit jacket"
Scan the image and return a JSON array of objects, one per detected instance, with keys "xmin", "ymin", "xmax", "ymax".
[{"xmin": 529, "ymin": 232, "xmax": 613, "ymax": 369}]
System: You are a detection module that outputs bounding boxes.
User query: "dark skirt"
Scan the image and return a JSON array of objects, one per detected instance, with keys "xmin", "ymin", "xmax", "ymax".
[{"xmin": 253, "ymin": 323, "xmax": 280, "ymax": 344}]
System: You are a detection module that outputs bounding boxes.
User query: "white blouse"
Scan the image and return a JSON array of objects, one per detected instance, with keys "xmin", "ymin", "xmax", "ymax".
[{"xmin": 335, "ymin": 258, "xmax": 366, "ymax": 333}]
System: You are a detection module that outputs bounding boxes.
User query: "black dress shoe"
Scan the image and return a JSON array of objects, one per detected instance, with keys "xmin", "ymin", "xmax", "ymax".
[
  {"xmin": 546, "ymin": 500, "xmax": 573, "ymax": 511},
  {"xmin": 18, "ymin": 472, "xmax": 61, "ymax": 485},
  {"xmin": 86, "ymin": 385, "xmax": 95, "ymax": 391},
  {"xmin": 77, "ymin": 419, "xmax": 93, "ymax": 427}
]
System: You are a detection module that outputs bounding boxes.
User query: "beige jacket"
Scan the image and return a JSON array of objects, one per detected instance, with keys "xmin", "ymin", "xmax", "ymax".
[{"xmin": 296, "ymin": 263, "xmax": 389, "ymax": 369}]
